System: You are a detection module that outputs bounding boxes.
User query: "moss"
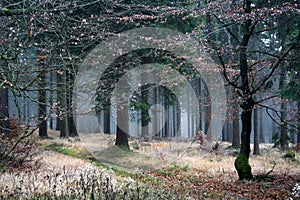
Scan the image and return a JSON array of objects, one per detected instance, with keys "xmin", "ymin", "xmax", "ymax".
[
  {"xmin": 154, "ymin": 164, "xmax": 190, "ymax": 176},
  {"xmin": 115, "ymin": 144, "xmax": 130, "ymax": 151},
  {"xmin": 0, "ymin": 163, "xmax": 6, "ymax": 173},
  {"xmin": 234, "ymin": 153, "xmax": 253, "ymax": 180},
  {"xmin": 44, "ymin": 143, "xmax": 77, "ymax": 157},
  {"xmin": 2, "ymin": 8, "xmax": 9, "ymax": 12},
  {"xmin": 226, "ymin": 145, "xmax": 241, "ymax": 150},
  {"xmin": 284, "ymin": 150, "xmax": 296, "ymax": 159}
]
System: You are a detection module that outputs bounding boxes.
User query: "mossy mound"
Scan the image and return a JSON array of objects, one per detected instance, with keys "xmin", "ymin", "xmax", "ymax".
[{"xmin": 234, "ymin": 153, "xmax": 253, "ymax": 180}]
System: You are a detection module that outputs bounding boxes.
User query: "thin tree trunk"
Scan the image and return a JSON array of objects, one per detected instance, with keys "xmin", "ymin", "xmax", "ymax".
[
  {"xmin": 38, "ymin": 64, "xmax": 47, "ymax": 138},
  {"xmin": 0, "ymin": 2, "xmax": 9, "ymax": 136},
  {"xmin": 234, "ymin": 1, "xmax": 254, "ymax": 180},
  {"xmin": 232, "ymin": 97, "xmax": 240, "ymax": 147},
  {"xmin": 279, "ymin": 67, "xmax": 289, "ymax": 149},
  {"xmin": 259, "ymin": 107, "xmax": 265, "ymax": 143},
  {"xmin": 103, "ymin": 107, "xmax": 111, "ymax": 134},
  {"xmin": 235, "ymin": 103, "xmax": 254, "ymax": 180},
  {"xmin": 253, "ymin": 105, "xmax": 260, "ymax": 155},
  {"xmin": 230, "ymin": 0, "xmax": 240, "ymax": 148},
  {"xmin": 0, "ymin": 87, "xmax": 9, "ymax": 136},
  {"xmin": 66, "ymin": 70, "xmax": 78, "ymax": 137},
  {"xmin": 198, "ymin": 79, "xmax": 202, "ymax": 133},
  {"xmin": 58, "ymin": 70, "xmax": 69, "ymax": 138},
  {"xmin": 49, "ymin": 69, "xmax": 54, "ymax": 130},
  {"xmin": 187, "ymin": 106, "xmax": 190, "ymax": 138},
  {"xmin": 68, "ymin": 114, "xmax": 78, "ymax": 137},
  {"xmin": 141, "ymin": 85, "xmax": 149, "ymax": 138},
  {"xmin": 297, "ymin": 102, "xmax": 300, "ymax": 144},
  {"xmin": 164, "ymin": 97, "xmax": 169, "ymax": 138},
  {"xmin": 176, "ymin": 99, "xmax": 181, "ymax": 137},
  {"xmin": 115, "ymin": 105, "xmax": 129, "ymax": 150},
  {"xmin": 115, "ymin": 77, "xmax": 129, "ymax": 150}
]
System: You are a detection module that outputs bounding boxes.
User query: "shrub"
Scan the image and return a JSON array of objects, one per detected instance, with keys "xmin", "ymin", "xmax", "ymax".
[{"xmin": 0, "ymin": 121, "xmax": 38, "ymax": 171}]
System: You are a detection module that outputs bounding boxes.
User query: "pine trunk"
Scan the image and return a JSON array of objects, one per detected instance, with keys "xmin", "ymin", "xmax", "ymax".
[
  {"xmin": 141, "ymin": 85, "xmax": 149, "ymax": 138},
  {"xmin": 279, "ymin": 67, "xmax": 289, "ymax": 149},
  {"xmin": 103, "ymin": 108, "xmax": 111, "ymax": 134},
  {"xmin": 0, "ymin": 87, "xmax": 9, "ymax": 136},
  {"xmin": 115, "ymin": 106, "xmax": 129, "ymax": 150},
  {"xmin": 253, "ymin": 106, "xmax": 260, "ymax": 155},
  {"xmin": 58, "ymin": 70, "xmax": 69, "ymax": 138},
  {"xmin": 298, "ymin": 102, "xmax": 300, "ymax": 144},
  {"xmin": 38, "ymin": 65, "xmax": 47, "ymax": 138}
]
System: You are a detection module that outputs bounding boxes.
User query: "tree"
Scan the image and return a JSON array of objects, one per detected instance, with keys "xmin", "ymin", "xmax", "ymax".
[
  {"xmin": 38, "ymin": 57, "xmax": 47, "ymax": 138},
  {"xmin": 0, "ymin": 81, "xmax": 9, "ymax": 136},
  {"xmin": 0, "ymin": 1, "xmax": 12, "ymax": 137},
  {"xmin": 200, "ymin": 0, "xmax": 299, "ymax": 180},
  {"xmin": 253, "ymin": 104, "xmax": 260, "ymax": 155}
]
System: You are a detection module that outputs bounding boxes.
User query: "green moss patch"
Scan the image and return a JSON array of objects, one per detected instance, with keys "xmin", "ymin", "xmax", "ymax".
[{"xmin": 235, "ymin": 154, "xmax": 253, "ymax": 180}]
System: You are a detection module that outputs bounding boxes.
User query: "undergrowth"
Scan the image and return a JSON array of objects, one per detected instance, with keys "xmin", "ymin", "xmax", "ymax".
[
  {"xmin": 18, "ymin": 142, "xmax": 196, "ymax": 199},
  {"xmin": 2, "ymin": 139, "xmax": 299, "ymax": 199}
]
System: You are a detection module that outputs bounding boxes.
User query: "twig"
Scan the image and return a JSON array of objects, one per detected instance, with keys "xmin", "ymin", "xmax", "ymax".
[{"xmin": 266, "ymin": 162, "xmax": 276, "ymax": 177}]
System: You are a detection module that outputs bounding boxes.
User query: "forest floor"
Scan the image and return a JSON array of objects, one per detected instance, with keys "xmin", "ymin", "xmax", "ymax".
[{"xmin": 1, "ymin": 130, "xmax": 300, "ymax": 199}]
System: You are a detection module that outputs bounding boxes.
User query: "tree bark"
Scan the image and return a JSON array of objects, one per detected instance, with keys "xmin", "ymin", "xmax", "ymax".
[
  {"xmin": 234, "ymin": 0, "xmax": 254, "ymax": 180},
  {"xmin": 298, "ymin": 102, "xmax": 300, "ymax": 144},
  {"xmin": 66, "ymin": 70, "xmax": 78, "ymax": 137},
  {"xmin": 141, "ymin": 85, "xmax": 149, "ymax": 138},
  {"xmin": 0, "ymin": 13, "xmax": 9, "ymax": 136},
  {"xmin": 279, "ymin": 66, "xmax": 289, "ymax": 149},
  {"xmin": 176, "ymin": 97, "xmax": 181, "ymax": 137},
  {"xmin": 232, "ymin": 99, "xmax": 240, "ymax": 147},
  {"xmin": 253, "ymin": 105, "xmax": 260, "ymax": 155},
  {"xmin": 103, "ymin": 108, "xmax": 111, "ymax": 134},
  {"xmin": 0, "ymin": 87, "xmax": 9, "ymax": 136},
  {"xmin": 115, "ymin": 75, "xmax": 129, "ymax": 149},
  {"xmin": 235, "ymin": 102, "xmax": 254, "ymax": 180},
  {"xmin": 57, "ymin": 70, "xmax": 69, "ymax": 138},
  {"xmin": 38, "ymin": 65, "xmax": 47, "ymax": 138},
  {"xmin": 115, "ymin": 105, "xmax": 130, "ymax": 150}
]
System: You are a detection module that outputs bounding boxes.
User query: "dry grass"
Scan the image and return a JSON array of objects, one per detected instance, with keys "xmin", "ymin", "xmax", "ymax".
[
  {"xmin": 46, "ymin": 131, "xmax": 300, "ymax": 178},
  {"xmin": 2, "ymin": 130, "xmax": 299, "ymax": 199}
]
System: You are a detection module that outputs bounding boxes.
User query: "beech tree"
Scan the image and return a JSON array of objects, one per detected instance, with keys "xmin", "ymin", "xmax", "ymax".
[{"xmin": 199, "ymin": 0, "xmax": 299, "ymax": 179}]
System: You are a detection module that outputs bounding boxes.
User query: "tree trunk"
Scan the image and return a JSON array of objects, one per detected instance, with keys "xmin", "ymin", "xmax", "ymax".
[
  {"xmin": 115, "ymin": 105, "xmax": 129, "ymax": 150},
  {"xmin": 230, "ymin": 0, "xmax": 240, "ymax": 148},
  {"xmin": 0, "ymin": 18, "xmax": 9, "ymax": 136},
  {"xmin": 176, "ymin": 98, "xmax": 181, "ymax": 137},
  {"xmin": 164, "ymin": 103, "xmax": 169, "ymax": 138},
  {"xmin": 68, "ymin": 114, "xmax": 78, "ymax": 137},
  {"xmin": 232, "ymin": 99, "xmax": 240, "ymax": 147},
  {"xmin": 235, "ymin": 103, "xmax": 254, "ymax": 180},
  {"xmin": 66, "ymin": 70, "xmax": 78, "ymax": 137},
  {"xmin": 103, "ymin": 108, "xmax": 111, "ymax": 134},
  {"xmin": 49, "ymin": 69, "xmax": 55, "ymax": 130},
  {"xmin": 57, "ymin": 70, "xmax": 69, "ymax": 138},
  {"xmin": 234, "ymin": 1, "xmax": 254, "ymax": 180},
  {"xmin": 38, "ymin": 65, "xmax": 47, "ymax": 138},
  {"xmin": 279, "ymin": 67, "xmax": 289, "ymax": 149},
  {"xmin": 0, "ymin": 87, "xmax": 9, "ymax": 136},
  {"xmin": 297, "ymin": 102, "xmax": 300, "ymax": 144},
  {"xmin": 115, "ymin": 75, "xmax": 129, "ymax": 149},
  {"xmin": 229, "ymin": 86, "xmax": 240, "ymax": 147},
  {"xmin": 253, "ymin": 105, "xmax": 260, "ymax": 155},
  {"xmin": 187, "ymin": 90, "xmax": 191, "ymax": 138},
  {"xmin": 141, "ymin": 85, "xmax": 149, "ymax": 138}
]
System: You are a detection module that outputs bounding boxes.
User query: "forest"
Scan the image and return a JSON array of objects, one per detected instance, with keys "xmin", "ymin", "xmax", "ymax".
[{"xmin": 0, "ymin": 0, "xmax": 300, "ymax": 199}]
